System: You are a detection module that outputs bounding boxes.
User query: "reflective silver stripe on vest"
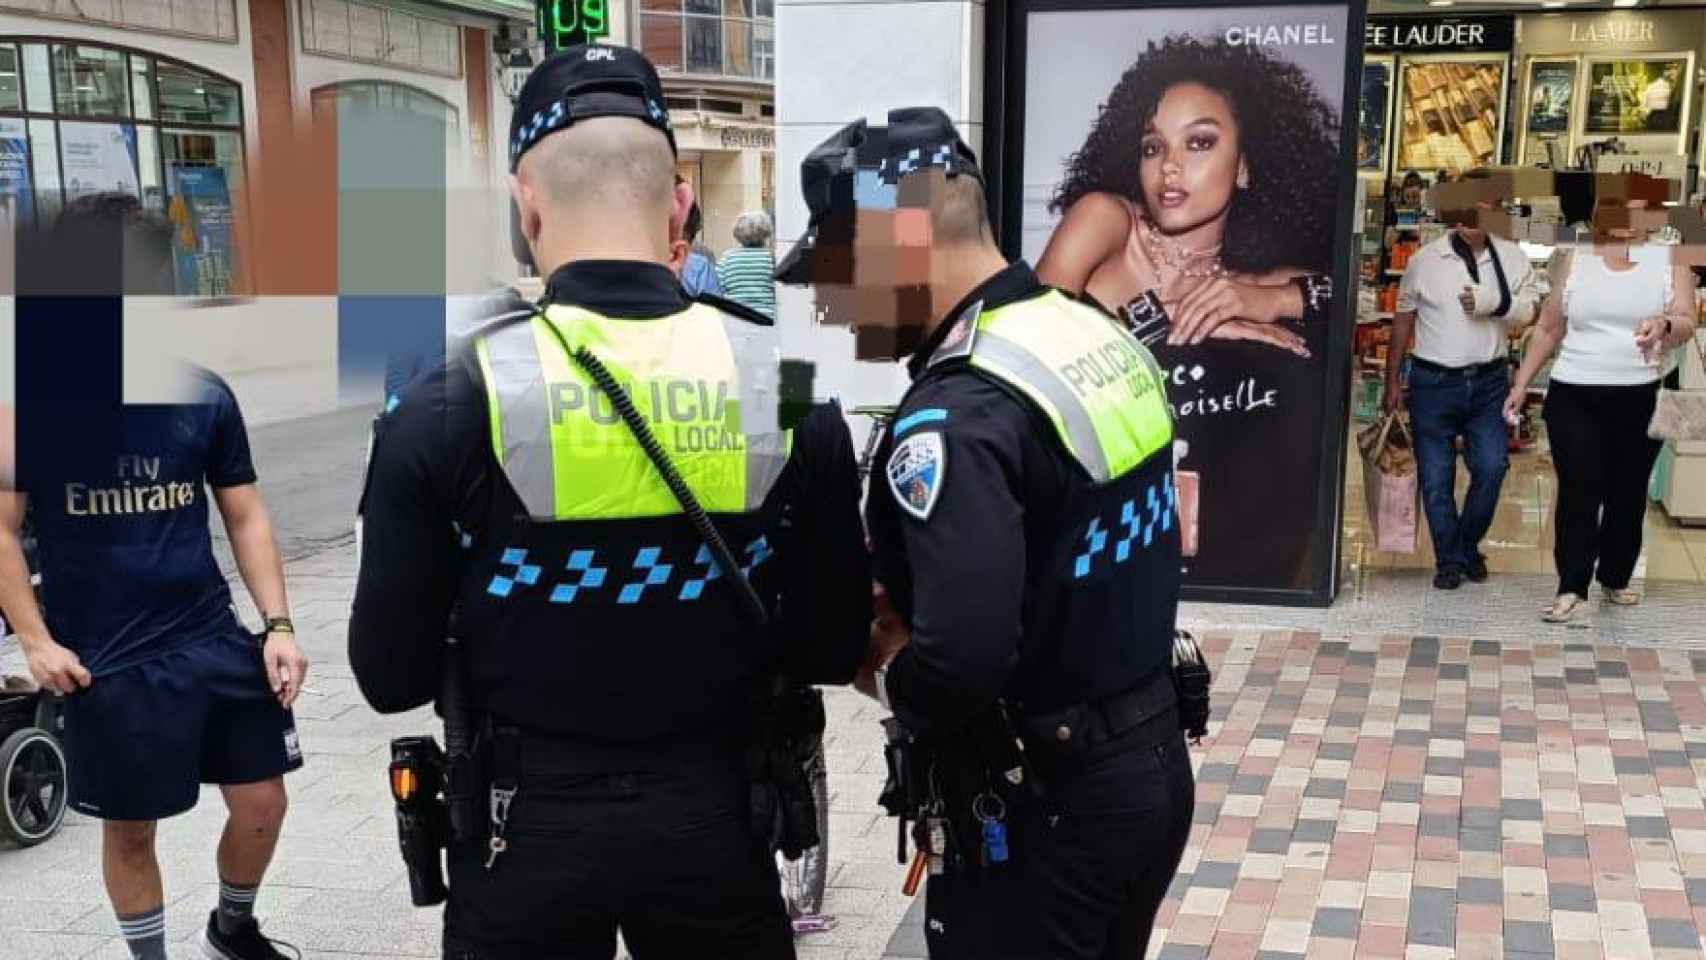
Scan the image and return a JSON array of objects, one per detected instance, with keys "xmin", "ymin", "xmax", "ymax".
[
  {"xmin": 973, "ymin": 331, "xmax": 1113, "ymax": 483},
  {"xmin": 719, "ymin": 315, "xmax": 789, "ymax": 510},
  {"xmin": 483, "ymin": 320, "xmax": 558, "ymax": 517}
]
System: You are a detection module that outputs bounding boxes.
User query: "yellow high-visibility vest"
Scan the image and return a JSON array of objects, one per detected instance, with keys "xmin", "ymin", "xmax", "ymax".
[
  {"xmin": 473, "ymin": 302, "xmax": 788, "ymax": 519},
  {"xmin": 929, "ymin": 289, "xmax": 1174, "ymax": 483}
]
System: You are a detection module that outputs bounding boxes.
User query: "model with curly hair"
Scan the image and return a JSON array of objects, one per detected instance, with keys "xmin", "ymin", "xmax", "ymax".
[
  {"xmin": 1037, "ymin": 34, "xmax": 1345, "ymax": 591},
  {"xmin": 1037, "ymin": 35, "xmax": 1340, "ymax": 354}
]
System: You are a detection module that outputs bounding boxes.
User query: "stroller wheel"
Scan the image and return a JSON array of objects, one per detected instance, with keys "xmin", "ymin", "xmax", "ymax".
[{"xmin": 1, "ymin": 726, "xmax": 69, "ymax": 846}]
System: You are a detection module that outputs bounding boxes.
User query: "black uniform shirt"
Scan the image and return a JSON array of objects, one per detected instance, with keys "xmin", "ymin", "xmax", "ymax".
[
  {"xmin": 349, "ymin": 261, "xmax": 871, "ymax": 729},
  {"xmin": 867, "ymin": 261, "xmax": 1182, "ymax": 739}
]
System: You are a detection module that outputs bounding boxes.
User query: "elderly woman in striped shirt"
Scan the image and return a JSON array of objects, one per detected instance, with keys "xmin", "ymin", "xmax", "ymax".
[{"xmin": 717, "ymin": 210, "xmax": 779, "ymax": 320}]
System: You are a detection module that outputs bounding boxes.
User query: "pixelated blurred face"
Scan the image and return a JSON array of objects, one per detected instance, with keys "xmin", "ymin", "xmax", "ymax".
[
  {"xmin": 811, "ymin": 167, "xmax": 939, "ymax": 361},
  {"xmin": 1140, "ymin": 83, "xmax": 1245, "ymax": 237},
  {"xmin": 1432, "ymin": 174, "xmax": 1516, "ymax": 241},
  {"xmin": 1589, "ymin": 174, "xmax": 1673, "ymax": 243},
  {"xmin": 1594, "ymin": 192, "xmax": 1637, "ymax": 242}
]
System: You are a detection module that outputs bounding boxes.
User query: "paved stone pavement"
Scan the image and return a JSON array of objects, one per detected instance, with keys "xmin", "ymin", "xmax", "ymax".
[
  {"xmin": 1154, "ymin": 629, "xmax": 1706, "ymax": 960},
  {"xmin": 880, "ymin": 623, "xmax": 1706, "ymax": 960}
]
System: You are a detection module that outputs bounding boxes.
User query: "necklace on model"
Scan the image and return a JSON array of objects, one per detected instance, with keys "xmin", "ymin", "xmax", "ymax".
[{"xmin": 1137, "ymin": 215, "xmax": 1227, "ymax": 282}]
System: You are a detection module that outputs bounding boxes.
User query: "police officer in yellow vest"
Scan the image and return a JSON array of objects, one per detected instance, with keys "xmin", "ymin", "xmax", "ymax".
[
  {"xmin": 348, "ymin": 45, "xmax": 870, "ymax": 959},
  {"xmin": 776, "ymin": 108, "xmax": 1196, "ymax": 960}
]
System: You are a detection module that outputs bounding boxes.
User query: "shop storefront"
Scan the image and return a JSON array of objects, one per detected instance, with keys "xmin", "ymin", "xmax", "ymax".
[
  {"xmin": 672, "ymin": 104, "xmax": 772, "ymax": 253},
  {"xmin": 1, "ymin": 0, "xmax": 528, "ymax": 292},
  {"xmin": 1349, "ymin": 6, "xmax": 1706, "ymax": 559},
  {"xmin": 638, "ymin": 0, "xmax": 774, "ymax": 255},
  {"xmin": 0, "ymin": 0, "xmax": 259, "ymax": 294},
  {"xmin": 0, "ymin": 39, "xmax": 247, "ymax": 294},
  {"xmin": 2, "ymin": 0, "xmax": 531, "ymax": 424},
  {"xmin": 775, "ymin": 0, "xmax": 1706, "ymax": 606}
]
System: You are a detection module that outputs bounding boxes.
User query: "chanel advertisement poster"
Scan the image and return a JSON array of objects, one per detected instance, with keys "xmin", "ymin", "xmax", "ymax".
[{"xmin": 1001, "ymin": 0, "xmax": 1363, "ymax": 604}]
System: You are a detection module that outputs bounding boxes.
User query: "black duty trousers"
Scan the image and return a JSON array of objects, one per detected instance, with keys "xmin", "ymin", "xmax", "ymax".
[
  {"xmin": 441, "ymin": 736, "xmax": 793, "ymax": 960},
  {"xmin": 1543, "ymin": 378, "xmax": 1665, "ymax": 597},
  {"xmin": 923, "ymin": 707, "xmax": 1196, "ymax": 960}
]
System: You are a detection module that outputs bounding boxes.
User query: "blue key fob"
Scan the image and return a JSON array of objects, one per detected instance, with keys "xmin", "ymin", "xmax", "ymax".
[{"xmin": 982, "ymin": 818, "xmax": 1009, "ymax": 864}]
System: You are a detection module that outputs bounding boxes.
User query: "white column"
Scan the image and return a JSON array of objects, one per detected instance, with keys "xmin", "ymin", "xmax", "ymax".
[{"xmin": 774, "ymin": 0, "xmax": 984, "ymax": 410}]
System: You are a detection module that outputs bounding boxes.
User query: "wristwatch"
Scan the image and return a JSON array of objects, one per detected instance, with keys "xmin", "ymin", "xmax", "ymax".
[{"xmin": 264, "ymin": 616, "xmax": 295, "ymax": 635}]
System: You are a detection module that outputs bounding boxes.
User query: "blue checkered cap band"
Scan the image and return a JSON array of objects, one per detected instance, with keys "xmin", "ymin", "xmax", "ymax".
[
  {"xmin": 878, "ymin": 142, "xmax": 964, "ymax": 184},
  {"xmin": 509, "ymin": 94, "xmax": 672, "ymax": 167},
  {"xmin": 512, "ymin": 101, "xmax": 568, "ymax": 164}
]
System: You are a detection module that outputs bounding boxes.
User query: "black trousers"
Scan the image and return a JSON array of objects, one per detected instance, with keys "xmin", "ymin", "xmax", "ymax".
[
  {"xmin": 441, "ymin": 736, "xmax": 794, "ymax": 960},
  {"xmin": 924, "ymin": 708, "xmax": 1196, "ymax": 960},
  {"xmin": 1543, "ymin": 378, "xmax": 1665, "ymax": 596}
]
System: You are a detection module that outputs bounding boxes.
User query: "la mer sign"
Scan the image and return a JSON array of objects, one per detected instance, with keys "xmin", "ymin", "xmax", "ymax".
[{"xmin": 1570, "ymin": 20, "xmax": 1656, "ymax": 44}]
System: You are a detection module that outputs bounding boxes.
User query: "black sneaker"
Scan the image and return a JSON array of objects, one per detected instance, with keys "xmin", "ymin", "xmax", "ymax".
[
  {"xmin": 1466, "ymin": 556, "xmax": 1490, "ymax": 583},
  {"xmin": 1433, "ymin": 569, "xmax": 1464, "ymax": 591},
  {"xmin": 202, "ymin": 910, "xmax": 300, "ymax": 960}
]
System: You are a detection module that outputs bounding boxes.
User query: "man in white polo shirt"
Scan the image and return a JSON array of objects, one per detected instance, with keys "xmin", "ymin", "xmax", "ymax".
[{"xmin": 1385, "ymin": 172, "xmax": 1539, "ymax": 590}]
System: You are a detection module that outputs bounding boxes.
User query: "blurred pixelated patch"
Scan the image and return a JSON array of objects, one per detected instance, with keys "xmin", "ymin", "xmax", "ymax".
[{"xmin": 778, "ymin": 359, "xmax": 815, "ymax": 432}]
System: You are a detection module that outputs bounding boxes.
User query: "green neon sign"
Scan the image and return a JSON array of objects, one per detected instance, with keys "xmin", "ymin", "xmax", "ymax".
[{"xmin": 539, "ymin": 0, "xmax": 610, "ymax": 51}]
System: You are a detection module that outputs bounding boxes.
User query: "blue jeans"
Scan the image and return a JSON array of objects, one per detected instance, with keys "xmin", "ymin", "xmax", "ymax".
[{"xmin": 1405, "ymin": 361, "xmax": 1511, "ymax": 574}]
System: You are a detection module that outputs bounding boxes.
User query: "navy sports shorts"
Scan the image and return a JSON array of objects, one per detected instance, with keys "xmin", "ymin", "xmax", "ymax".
[{"xmin": 64, "ymin": 630, "xmax": 303, "ymax": 821}]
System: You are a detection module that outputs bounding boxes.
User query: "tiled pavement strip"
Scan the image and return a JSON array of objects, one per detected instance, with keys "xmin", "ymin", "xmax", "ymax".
[
  {"xmin": 7, "ymin": 542, "xmax": 1706, "ymax": 957},
  {"xmin": 1147, "ymin": 629, "xmax": 1706, "ymax": 960}
]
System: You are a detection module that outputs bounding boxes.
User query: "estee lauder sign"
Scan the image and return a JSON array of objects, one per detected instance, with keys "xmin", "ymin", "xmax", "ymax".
[{"xmin": 1365, "ymin": 15, "xmax": 1515, "ymax": 53}]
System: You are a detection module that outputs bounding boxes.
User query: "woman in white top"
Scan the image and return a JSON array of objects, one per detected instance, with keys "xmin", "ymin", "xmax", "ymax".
[{"xmin": 1505, "ymin": 204, "xmax": 1698, "ymax": 622}]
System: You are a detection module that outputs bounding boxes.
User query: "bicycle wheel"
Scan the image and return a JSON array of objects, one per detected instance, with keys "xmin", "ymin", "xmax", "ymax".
[{"xmin": 779, "ymin": 734, "xmax": 831, "ymax": 922}]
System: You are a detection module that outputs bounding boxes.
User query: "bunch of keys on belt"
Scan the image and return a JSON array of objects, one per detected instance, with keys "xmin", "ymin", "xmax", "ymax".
[
  {"xmin": 974, "ymin": 791, "xmax": 1009, "ymax": 866},
  {"xmin": 902, "ymin": 800, "xmax": 949, "ymax": 896}
]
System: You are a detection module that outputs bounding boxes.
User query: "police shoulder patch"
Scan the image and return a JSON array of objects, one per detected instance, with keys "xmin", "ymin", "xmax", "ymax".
[{"xmin": 887, "ymin": 430, "xmax": 946, "ymax": 521}]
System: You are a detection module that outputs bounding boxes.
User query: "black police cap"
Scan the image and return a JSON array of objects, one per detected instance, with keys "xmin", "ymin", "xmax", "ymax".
[
  {"xmin": 508, "ymin": 43, "xmax": 675, "ymax": 171},
  {"xmin": 775, "ymin": 106, "xmax": 981, "ymax": 285}
]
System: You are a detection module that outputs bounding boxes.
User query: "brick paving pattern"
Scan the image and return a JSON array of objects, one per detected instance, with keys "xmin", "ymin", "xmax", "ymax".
[{"xmin": 1149, "ymin": 630, "xmax": 1706, "ymax": 960}]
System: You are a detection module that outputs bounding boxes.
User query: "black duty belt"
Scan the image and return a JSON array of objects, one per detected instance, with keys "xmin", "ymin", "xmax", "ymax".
[
  {"xmin": 1017, "ymin": 667, "xmax": 1178, "ymax": 769},
  {"xmin": 487, "ymin": 718, "xmax": 744, "ymax": 777},
  {"xmin": 1411, "ymin": 356, "xmax": 1509, "ymax": 378}
]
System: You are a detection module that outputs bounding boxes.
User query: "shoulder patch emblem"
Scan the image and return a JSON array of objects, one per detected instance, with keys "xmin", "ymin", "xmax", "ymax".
[{"xmin": 888, "ymin": 431, "xmax": 946, "ymax": 520}]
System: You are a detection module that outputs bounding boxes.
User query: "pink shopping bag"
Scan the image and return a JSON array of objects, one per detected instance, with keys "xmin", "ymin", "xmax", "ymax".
[{"xmin": 1357, "ymin": 413, "xmax": 1419, "ymax": 554}]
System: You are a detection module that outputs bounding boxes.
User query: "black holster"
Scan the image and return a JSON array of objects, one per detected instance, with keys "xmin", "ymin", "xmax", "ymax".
[
  {"xmin": 1172, "ymin": 631, "xmax": 1212, "ymax": 743},
  {"xmin": 387, "ymin": 636, "xmax": 480, "ymax": 907},
  {"xmin": 388, "ymin": 736, "xmax": 450, "ymax": 907},
  {"xmin": 747, "ymin": 677, "xmax": 825, "ymax": 860}
]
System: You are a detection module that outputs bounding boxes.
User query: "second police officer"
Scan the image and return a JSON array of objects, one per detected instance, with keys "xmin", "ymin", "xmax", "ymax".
[
  {"xmin": 776, "ymin": 108, "xmax": 1197, "ymax": 960},
  {"xmin": 347, "ymin": 44, "xmax": 870, "ymax": 959}
]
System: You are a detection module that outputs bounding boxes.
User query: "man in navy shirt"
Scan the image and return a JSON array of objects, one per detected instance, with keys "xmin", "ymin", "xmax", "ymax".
[{"xmin": 0, "ymin": 193, "xmax": 308, "ymax": 960}]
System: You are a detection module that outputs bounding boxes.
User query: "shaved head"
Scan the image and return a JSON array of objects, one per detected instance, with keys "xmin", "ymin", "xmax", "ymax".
[{"xmin": 518, "ymin": 116, "xmax": 676, "ymax": 223}]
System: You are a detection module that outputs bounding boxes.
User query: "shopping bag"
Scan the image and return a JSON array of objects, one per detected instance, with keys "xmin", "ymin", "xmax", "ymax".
[
  {"xmin": 1175, "ymin": 470, "xmax": 1200, "ymax": 558},
  {"xmin": 1648, "ymin": 334, "xmax": 1706, "ymax": 443},
  {"xmin": 1357, "ymin": 412, "xmax": 1419, "ymax": 554}
]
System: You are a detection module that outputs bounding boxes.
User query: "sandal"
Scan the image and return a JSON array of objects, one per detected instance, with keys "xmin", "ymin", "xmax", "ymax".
[
  {"xmin": 1605, "ymin": 588, "xmax": 1642, "ymax": 606},
  {"xmin": 1542, "ymin": 593, "xmax": 1586, "ymax": 623}
]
